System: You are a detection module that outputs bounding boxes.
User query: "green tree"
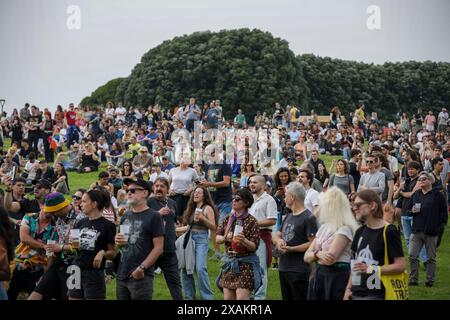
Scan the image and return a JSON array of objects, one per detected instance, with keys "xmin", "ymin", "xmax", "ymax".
[{"xmin": 81, "ymin": 78, "xmax": 124, "ymax": 106}]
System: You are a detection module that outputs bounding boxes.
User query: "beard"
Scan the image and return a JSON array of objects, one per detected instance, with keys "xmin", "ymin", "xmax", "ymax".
[{"xmin": 126, "ymin": 198, "xmax": 139, "ymax": 206}]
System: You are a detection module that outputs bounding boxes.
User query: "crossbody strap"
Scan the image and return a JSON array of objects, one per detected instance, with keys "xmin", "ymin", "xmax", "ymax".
[{"xmin": 382, "ymin": 224, "xmax": 389, "ymax": 266}]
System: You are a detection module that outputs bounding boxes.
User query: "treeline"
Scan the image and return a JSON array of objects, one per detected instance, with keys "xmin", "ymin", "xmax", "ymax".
[{"xmin": 81, "ymin": 29, "xmax": 450, "ymax": 122}]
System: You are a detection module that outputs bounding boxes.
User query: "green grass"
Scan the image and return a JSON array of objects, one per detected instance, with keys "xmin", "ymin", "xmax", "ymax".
[{"xmin": 3, "ymin": 139, "xmax": 449, "ymax": 299}]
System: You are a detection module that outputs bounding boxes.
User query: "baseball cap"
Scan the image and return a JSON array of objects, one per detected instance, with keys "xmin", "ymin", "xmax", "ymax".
[
  {"xmin": 123, "ymin": 178, "xmax": 152, "ymax": 193},
  {"xmin": 36, "ymin": 179, "xmax": 52, "ymax": 190}
]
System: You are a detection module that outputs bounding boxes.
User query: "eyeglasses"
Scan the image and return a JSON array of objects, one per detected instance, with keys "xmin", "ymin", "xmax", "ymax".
[
  {"xmin": 126, "ymin": 188, "xmax": 145, "ymax": 194},
  {"xmin": 72, "ymin": 195, "xmax": 82, "ymax": 200},
  {"xmin": 352, "ymin": 201, "xmax": 368, "ymax": 209}
]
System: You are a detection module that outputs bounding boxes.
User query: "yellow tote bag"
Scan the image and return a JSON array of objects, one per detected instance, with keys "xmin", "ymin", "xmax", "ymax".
[{"xmin": 378, "ymin": 224, "xmax": 409, "ymax": 300}]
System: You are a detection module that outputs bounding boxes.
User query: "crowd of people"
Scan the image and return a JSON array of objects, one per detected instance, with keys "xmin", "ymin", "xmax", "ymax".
[{"xmin": 0, "ymin": 99, "xmax": 448, "ymax": 300}]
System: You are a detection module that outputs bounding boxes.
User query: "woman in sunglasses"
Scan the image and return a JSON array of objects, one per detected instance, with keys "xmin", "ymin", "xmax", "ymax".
[
  {"xmin": 72, "ymin": 189, "xmax": 87, "ymax": 223},
  {"xmin": 216, "ymin": 188, "xmax": 263, "ymax": 300}
]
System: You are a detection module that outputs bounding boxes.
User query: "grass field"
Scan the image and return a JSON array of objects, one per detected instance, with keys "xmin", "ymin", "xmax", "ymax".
[{"xmin": 4, "ymin": 139, "xmax": 449, "ymax": 300}]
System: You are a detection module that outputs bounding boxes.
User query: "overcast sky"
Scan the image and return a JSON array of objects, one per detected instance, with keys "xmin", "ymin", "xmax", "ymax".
[{"xmin": 1, "ymin": 0, "xmax": 449, "ymax": 113}]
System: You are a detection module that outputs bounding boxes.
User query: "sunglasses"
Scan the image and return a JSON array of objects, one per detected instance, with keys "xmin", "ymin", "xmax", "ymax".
[
  {"xmin": 126, "ymin": 188, "xmax": 145, "ymax": 194},
  {"xmin": 352, "ymin": 201, "xmax": 368, "ymax": 209},
  {"xmin": 72, "ymin": 195, "xmax": 82, "ymax": 200},
  {"xmin": 232, "ymin": 197, "xmax": 243, "ymax": 202},
  {"xmin": 418, "ymin": 177, "xmax": 428, "ymax": 182},
  {"xmin": 366, "ymin": 160, "xmax": 376, "ymax": 164}
]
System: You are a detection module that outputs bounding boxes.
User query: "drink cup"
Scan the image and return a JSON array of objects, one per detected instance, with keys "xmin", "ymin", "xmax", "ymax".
[
  {"xmin": 414, "ymin": 203, "xmax": 421, "ymax": 212},
  {"xmin": 350, "ymin": 259, "xmax": 361, "ymax": 286},
  {"xmin": 233, "ymin": 225, "xmax": 243, "ymax": 242},
  {"xmin": 46, "ymin": 240, "xmax": 57, "ymax": 257},
  {"xmin": 120, "ymin": 225, "xmax": 130, "ymax": 242},
  {"xmin": 70, "ymin": 229, "xmax": 80, "ymax": 249},
  {"xmin": 194, "ymin": 208, "xmax": 203, "ymax": 222}
]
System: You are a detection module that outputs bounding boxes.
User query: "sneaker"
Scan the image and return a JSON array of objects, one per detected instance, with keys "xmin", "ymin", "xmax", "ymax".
[
  {"xmin": 154, "ymin": 267, "xmax": 162, "ymax": 274},
  {"xmin": 409, "ymin": 280, "xmax": 419, "ymax": 286},
  {"xmin": 271, "ymin": 262, "xmax": 279, "ymax": 270},
  {"xmin": 425, "ymin": 281, "xmax": 434, "ymax": 287}
]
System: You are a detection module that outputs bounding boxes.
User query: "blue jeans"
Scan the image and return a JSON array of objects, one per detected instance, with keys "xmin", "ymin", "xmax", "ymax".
[
  {"xmin": 66, "ymin": 125, "xmax": 79, "ymax": 148},
  {"xmin": 0, "ymin": 283, "xmax": 8, "ymax": 300},
  {"xmin": 217, "ymin": 202, "xmax": 232, "ymax": 225},
  {"xmin": 182, "ymin": 231, "xmax": 214, "ymax": 300},
  {"xmin": 254, "ymin": 241, "xmax": 268, "ymax": 300},
  {"xmin": 343, "ymin": 147, "xmax": 350, "ymax": 161},
  {"xmin": 401, "ymin": 216, "xmax": 427, "ymax": 262}
]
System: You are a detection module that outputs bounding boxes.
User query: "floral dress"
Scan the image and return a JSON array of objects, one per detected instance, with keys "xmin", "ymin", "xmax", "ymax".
[{"xmin": 216, "ymin": 215, "xmax": 260, "ymax": 290}]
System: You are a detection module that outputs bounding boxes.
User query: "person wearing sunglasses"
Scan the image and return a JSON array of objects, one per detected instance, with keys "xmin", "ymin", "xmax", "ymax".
[
  {"xmin": 344, "ymin": 190, "xmax": 405, "ymax": 300},
  {"xmin": 71, "ymin": 189, "xmax": 87, "ymax": 222},
  {"xmin": 356, "ymin": 154, "xmax": 385, "ymax": 198},
  {"xmin": 216, "ymin": 188, "xmax": 263, "ymax": 300},
  {"xmin": 115, "ymin": 178, "xmax": 164, "ymax": 300},
  {"xmin": 408, "ymin": 171, "xmax": 447, "ymax": 287}
]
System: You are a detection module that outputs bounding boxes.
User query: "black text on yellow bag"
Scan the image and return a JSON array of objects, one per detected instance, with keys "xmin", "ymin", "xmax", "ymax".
[{"xmin": 377, "ymin": 224, "xmax": 409, "ymax": 300}]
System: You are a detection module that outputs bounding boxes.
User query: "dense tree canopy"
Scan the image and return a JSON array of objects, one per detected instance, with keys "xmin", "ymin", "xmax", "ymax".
[
  {"xmin": 80, "ymin": 78, "xmax": 124, "ymax": 106},
  {"xmin": 81, "ymin": 29, "xmax": 450, "ymax": 122},
  {"xmin": 299, "ymin": 55, "xmax": 450, "ymax": 120}
]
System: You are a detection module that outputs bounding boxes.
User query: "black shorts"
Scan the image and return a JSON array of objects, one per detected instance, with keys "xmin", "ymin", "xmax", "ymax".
[
  {"xmin": 68, "ymin": 269, "xmax": 106, "ymax": 300},
  {"xmin": 34, "ymin": 263, "xmax": 69, "ymax": 300}
]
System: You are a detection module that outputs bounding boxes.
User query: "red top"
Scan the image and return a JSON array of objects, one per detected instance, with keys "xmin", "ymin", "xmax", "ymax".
[{"xmin": 65, "ymin": 111, "xmax": 76, "ymax": 126}]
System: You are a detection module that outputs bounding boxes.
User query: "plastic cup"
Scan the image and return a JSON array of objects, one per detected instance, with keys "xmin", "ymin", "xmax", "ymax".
[
  {"xmin": 46, "ymin": 240, "xmax": 57, "ymax": 257},
  {"xmin": 350, "ymin": 259, "xmax": 361, "ymax": 286},
  {"xmin": 70, "ymin": 229, "xmax": 80, "ymax": 249},
  {"xmin": 120, "ymin": 225, "xmax": 130, "ymax": 242},
  {"xmin": 233, "ymin": 225, "xmax": 243, "ymax": 241}
]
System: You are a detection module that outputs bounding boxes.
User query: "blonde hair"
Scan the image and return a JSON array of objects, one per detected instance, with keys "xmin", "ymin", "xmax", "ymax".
[{"xmin": 318, "ymin": 187, "xmax": 359, "ymax": 234}]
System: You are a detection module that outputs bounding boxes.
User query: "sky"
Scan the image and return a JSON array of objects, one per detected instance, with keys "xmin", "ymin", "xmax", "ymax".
[{"xmin": 0, "ymin": 0, "xmax": 449, "ymax": 113}]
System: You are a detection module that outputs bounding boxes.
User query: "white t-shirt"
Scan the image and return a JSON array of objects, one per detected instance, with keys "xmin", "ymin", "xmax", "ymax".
[
  {"xmin": 279, "ymin": 158, "xmax": 289, "ymax": 169},
  {"xmin": 115, "ymin": 107, "xmax": 127, "ymax": 122},
  {"xmin": 288, "ymin": 131, "xmax": 300, "ymax": 142},
  {"xmin": 315, "ymin": 224, "xmax": 354, "ymax": 263},
  {"xmin": 249, "ymin": 192, "xmax": 278, "ymax": 231},
  {"xmin": 105, "ymin": 108, "xmax": 115, "ymax": 117},
  {"xmin": 169, "ymin": 167, "xmax": 198, "ymax": 194},
  {"xmin": 304, "ymin": 187, "xmax": 320, "ymax": 214},
  {"xmin": 388, "ymin": 155, "xmax": 399, "ymax": 173},
  {"xmin": 149, "ymin": 171, "xmax": 169, "ymax": 183}
]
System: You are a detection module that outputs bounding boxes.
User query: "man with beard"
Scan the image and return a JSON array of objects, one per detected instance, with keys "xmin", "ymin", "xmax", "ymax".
[
  {"xmin": 248, "ymin": 175, "xmax": 277, "ymax": 300},
  {"xmin": 147, "ymin": 177, "xmax": 182, "ymax": 300}
]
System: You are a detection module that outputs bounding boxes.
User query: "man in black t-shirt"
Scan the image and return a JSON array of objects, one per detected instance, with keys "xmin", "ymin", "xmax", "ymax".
[
  {"xmin": 200, "ymin": 146, "xmax": 232, "ymax": 260},
  {"xmin": 35, "ymin": 160, "xmax": 56, "ymax": 184},
  {"xmin": 26, "ymin": 106, "xmax": 43, "ymax": 154},
  {"xmin": 116, "ymin": 178, "xmax": 165, "ymax": 300},
  {"xmin": 147, "ymin": 177, "xmax": 182, "ymax": 300},
  {"xmin": 273, "ymin": 181, "xmax": 318, "ymax": 300},
  {"xmin": 4, "ymin": 178, "xmax": 52, "ymax": 232}
]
